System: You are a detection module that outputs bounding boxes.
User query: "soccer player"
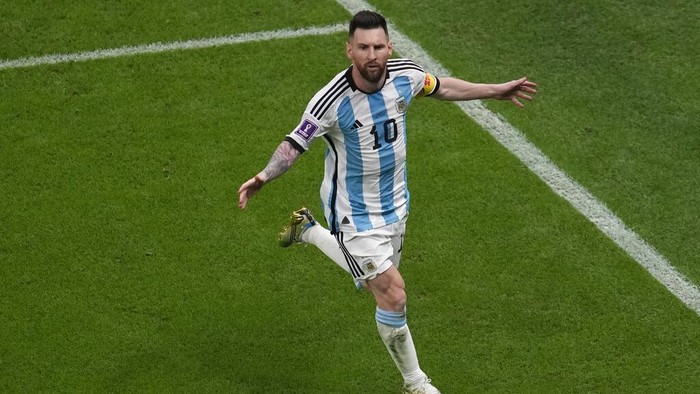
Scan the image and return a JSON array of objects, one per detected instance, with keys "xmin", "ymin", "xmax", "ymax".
[{"xmin": 238, "ymin": 10, "xmax": 536, "ymax": 393}]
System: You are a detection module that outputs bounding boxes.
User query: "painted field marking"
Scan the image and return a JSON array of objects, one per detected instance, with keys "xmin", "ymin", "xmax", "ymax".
[
  {"xmin": 0, "ymin": 23, "xmax": 346, "ymax": 70},
  {"xmin": 335, "ymin": 0, "xmax": 700, "ymax": 315}
]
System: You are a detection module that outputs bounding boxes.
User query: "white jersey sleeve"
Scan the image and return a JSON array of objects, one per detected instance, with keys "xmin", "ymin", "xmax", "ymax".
[{"xmin": 284, "ymin": 68, "xmax": 350, "ymax": 153}]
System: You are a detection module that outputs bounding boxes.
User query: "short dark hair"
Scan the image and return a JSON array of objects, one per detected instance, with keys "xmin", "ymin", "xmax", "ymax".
[{"xmin": 348, "ymin": 10, "xmax": 388, "ymax": 38}]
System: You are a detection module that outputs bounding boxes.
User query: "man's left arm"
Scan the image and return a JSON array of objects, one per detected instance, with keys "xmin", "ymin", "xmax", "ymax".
[{"xmin": 431, "ymin": 76, "xmax": 537, "ymax": 108}]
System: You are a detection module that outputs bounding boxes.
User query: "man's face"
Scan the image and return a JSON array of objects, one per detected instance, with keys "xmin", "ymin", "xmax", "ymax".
[{"xmin": 346, "ymin": 27, "xmax": 393, "ymax": 84}]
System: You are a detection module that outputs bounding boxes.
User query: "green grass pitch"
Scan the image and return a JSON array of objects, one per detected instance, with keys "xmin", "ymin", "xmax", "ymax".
[{"xmin": 1, "ymin": 0, "xmax": 699, "ymax": 392}]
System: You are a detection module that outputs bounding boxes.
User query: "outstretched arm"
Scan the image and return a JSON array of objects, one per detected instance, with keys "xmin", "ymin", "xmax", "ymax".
[
  {"xmin": 432, "ymin": 76, "xmax": 537, "ymax": 107},
  {"xmin": 238, "ymin": 140, "xmax": 301, "ymax": 209}
]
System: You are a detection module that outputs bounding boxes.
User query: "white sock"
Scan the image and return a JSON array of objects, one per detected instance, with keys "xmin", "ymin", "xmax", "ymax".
[
  {"xmin": 301, "ymin": 224, "xmax": 351, "ymax": 275},
  {"xmin": 375, "ymin": 308, "xmax": 426, "ymax": 386}
]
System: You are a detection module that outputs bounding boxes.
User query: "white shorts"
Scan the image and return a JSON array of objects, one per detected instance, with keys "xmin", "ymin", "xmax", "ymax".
[{"xmin": 333, "ymin": 216, "xmax": 407, "ymax": 282}]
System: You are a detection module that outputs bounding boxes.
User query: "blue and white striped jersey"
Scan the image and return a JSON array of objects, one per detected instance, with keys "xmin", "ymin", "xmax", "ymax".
[{"xmin": 285, "ymin": 58, "xmax": 439, "ymax": 234}]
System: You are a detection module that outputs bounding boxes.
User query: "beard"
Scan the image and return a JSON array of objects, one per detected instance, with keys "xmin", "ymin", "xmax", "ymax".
[{"xmin": 358, "ymin": 62, "xmax": 385, "ymax": 84}]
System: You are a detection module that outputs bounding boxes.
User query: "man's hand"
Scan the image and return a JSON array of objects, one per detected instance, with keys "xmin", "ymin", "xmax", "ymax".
[
  {"xmin": 237, "ymin": 140, "xmax": 302, "ymax": 210},
  {"xmin": 238, "ymin": 174, "xmax": 266, "ymax": 209},
  {"xmin": 494, "ymin": 77, "xmax": 537, "ymax": 108}
]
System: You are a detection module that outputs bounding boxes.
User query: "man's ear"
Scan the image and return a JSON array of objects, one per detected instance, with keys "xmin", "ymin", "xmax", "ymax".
[
  {"xmin": 345, "ymin": 41, "xmax": 352, "ymax": 60},
  {"xmin": 388, "ymin": 41, "xmax": 394, "ymax": 56}
]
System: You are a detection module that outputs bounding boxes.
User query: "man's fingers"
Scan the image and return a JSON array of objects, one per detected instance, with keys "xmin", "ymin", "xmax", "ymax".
[
  {"xmin": 238, "ymin": 188, "xmax": 248, "ymax": 209},
  {"xmin": 516, "ymin": 92, "xmax": 534, "ymax": 101},
  {"xmin": 237, "ymin": 179, "xmax": 254, "ymax": 210},
  {"xmin": 511, "ymin": 96, "xmax": 525, "ymax": 108}
]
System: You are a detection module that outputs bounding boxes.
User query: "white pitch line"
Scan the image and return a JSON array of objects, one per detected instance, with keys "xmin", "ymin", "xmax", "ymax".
[
  {"xmin": 0, "ymin": 23, "xmax": 346, "ymax": 70},
  {"xmin": 337, "ymin": 0, "xmax": 700, "ymax": 315}
]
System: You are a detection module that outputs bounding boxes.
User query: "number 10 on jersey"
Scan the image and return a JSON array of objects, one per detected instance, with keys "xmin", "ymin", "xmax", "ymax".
[{"xmin": 370, "ymin": 118, "xmax": 398, "ymax": 150}]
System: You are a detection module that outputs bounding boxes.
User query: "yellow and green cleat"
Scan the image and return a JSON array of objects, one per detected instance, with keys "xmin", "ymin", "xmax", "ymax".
[{"xmin": 278, "ymin": 207, "xmax": 316, "ymax": 247}]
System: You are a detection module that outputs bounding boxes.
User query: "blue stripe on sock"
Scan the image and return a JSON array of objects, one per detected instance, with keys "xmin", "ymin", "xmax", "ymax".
[{"xmin": 375, "ymin": 307, "xmax": 406, "ymax": 328}]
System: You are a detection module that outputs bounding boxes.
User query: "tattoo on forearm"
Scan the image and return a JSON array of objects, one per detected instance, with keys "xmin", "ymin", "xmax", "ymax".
[{"xmin": 261, "ymin": 141, "xmax": 299, "ymax": 182}]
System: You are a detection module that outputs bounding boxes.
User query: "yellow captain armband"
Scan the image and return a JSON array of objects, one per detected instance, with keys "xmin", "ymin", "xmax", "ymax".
[{"xmin": 418, "ymin": 73, "xmax": 440, "ymax": 97}]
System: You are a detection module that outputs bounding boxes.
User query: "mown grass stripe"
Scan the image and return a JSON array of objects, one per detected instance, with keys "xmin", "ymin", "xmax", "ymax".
[
  {"xmin": 336, "ymin": 0, "xmax": 700, "ymax": 315},
  {"xmin": 0, "ymin": 23, "xmax": 346, "ymax": 70}
]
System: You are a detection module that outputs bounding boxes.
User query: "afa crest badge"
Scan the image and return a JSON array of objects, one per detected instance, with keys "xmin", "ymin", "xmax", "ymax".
[
  {"xmin": 363, "ymin": 258, "xmax": 377, "ymax": 272},
  {"xmin": 395, "ymin": 97, "xmax": 406, "ymax": 114}
]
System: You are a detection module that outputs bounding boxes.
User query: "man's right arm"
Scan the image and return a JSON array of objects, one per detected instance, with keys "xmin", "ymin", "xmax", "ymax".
[
  {"xmin": 260, "ymin": 140, "xmax": 301, "ymax": 182},
  {"xmin": 238, "ymin": 140, "xmax": 301, "ymax": 209}
]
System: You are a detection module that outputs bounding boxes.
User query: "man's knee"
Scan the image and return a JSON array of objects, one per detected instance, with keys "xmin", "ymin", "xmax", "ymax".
[
  {"xmin": 388, "ymin": 286, "xmax": 407, "ymax": 311},
  {"xmin": 369, "ymin": 266, "xmax": 407, "ymax": 311}
]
